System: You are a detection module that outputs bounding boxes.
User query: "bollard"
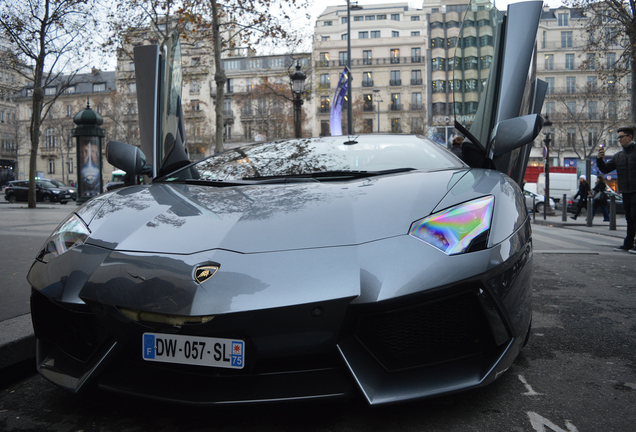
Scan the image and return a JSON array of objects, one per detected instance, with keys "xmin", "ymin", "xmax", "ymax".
[
  {"xmin": 609, "ymin": 194, "xmax": 616, "ymax": 231},
  {"xmin": 587, "ymin": 196, "xmax": 593, "ymax": 227},
  {"xmin": 532, "ymin": 196, "xmax": 536, "ymax": 222},
  {"xmin": 562, "ymin": 194, "xmax": 567, "ymax": 221}
]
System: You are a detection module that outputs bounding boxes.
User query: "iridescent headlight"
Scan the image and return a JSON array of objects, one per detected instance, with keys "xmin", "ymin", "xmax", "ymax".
[
  {"xmin": 37, "ymin": 214, "xmax": 91, "ymax": 263},
  {"xmin": 409, "ymin": 196, "xmax": 494, "ymax": 255}
]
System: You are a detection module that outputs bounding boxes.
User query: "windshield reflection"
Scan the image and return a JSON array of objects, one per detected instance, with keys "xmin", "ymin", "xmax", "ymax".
[{"xmin": 164, "ymin": 136, "xmax": 463, "ymax": 181}]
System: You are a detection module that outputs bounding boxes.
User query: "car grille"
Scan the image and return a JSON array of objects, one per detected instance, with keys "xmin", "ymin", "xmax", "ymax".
[
  {"xmin": 355, "ymin": 290, "xmax": 495, "ymax": 372},
  {"xmin": 31, "ymin": 290, "xmax": 108, "ymax": 363}
]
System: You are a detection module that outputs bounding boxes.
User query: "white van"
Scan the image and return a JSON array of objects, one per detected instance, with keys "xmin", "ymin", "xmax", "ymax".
[{"xmin": 537, "ymin": 173, "xmax": 596, "ymax": 202}]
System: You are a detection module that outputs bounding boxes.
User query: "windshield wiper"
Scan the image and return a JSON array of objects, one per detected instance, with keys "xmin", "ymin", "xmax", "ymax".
[{"xmin": 243, "ymin": 168, "xmax": 417, "ymax": 182}]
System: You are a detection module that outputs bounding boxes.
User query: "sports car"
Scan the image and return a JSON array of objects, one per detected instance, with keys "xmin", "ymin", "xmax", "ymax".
[{"xmin": 28, "ymin": 0, "xmax": 546, "ymax": 405}]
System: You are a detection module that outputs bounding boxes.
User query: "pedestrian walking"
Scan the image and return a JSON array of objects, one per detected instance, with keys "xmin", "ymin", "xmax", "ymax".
[
  {"xmin": 597, "ymin": 126, "xmax": 636, "ymax": 253},
  {"xmin": 451, "ymin": 136, "xmax": 464, "ymax": 159},
  {"xmin": 570, "ymin": 175, "xmax": 591, "ymax": 220},
  {"xmin": 592, "ymin": 175, "xmax": 609, "ymax": 221}
]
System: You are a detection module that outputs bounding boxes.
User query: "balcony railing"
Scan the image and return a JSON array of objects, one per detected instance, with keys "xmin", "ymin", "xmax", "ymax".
[
  {"xmin": 363, "ymin": 105, "xmax": 374, "ymax": 112},
  {"xmin": 410, "ymin": 103, "xmax": 423, "ymax": 111},
  {"xmin": 411, "ymin": 78, "xmax": 423, "ymax": 85},
  {"xmin": 315, "ymin": 56, "xmax": 425, "ymax": 68},
  {"xmin": 362, "ymin": 80, "xmax": 374, "ymax": 87},
  {"xmin": 389, "ymin": 103, "xmax": 402, "ymax": 111},
  {"xmin": 390, "ymin": 79, "xmax": 402, "ymax": 86},
  {"xmin": 318, "ymin": 106, "xmax": 330, "ymax": 114}
]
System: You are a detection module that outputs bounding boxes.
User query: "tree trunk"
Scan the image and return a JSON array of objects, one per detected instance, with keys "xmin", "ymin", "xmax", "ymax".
[
  {"xmin": 212, "ymin": 0, "xmax": 226, "ymax": 154},
  {"xmin": 632, "ymin": 54, "xmax": 636, "ymax": 126},
  {"xmin": 28, "ymin": 86, "xmax": 44, "ymax": 208}
]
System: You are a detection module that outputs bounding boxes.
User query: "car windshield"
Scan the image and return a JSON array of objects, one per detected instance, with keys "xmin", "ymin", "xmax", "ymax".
[
  {"xmin": 38, "ymin": 181, "xmax": 57, "ymax": 189},
  {"xmin": 163, "ymin": 135, "xmax": 464, "ymax": 182}
]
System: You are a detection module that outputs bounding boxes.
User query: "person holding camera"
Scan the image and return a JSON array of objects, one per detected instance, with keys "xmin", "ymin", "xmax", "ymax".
[{"xmin": 597, "ymin": 127, "xmax": 636, "ymax": 253}]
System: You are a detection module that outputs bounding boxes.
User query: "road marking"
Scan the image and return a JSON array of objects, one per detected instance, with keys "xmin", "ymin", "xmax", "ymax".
[
  {"xmin": 519, "ymin": 374, "xmax": 543, "ymax": 396},
  {"xmin": 527, "ymin": 412, "xmax": 579, "ymax": 432}
]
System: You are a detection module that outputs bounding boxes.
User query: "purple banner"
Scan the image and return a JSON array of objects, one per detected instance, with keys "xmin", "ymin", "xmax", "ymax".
[{"xmin": 330, "ymin": 68, "xmax": 348, "ymax": 136}]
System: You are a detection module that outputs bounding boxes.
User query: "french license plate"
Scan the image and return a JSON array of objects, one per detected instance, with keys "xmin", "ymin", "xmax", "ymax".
[{"xmin": 142, "ymin": 333, "xmax": 244, "ymax": 369}]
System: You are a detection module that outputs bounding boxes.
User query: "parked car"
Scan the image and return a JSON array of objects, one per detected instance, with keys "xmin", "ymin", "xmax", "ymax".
[
  {"xmin": 4, "ymin": 180, "xmax": 71, "ymax": 204},
  {"xmin": 524, "ymin": 189, "xmax": 556, "ymax": 214},
  {"xmin": 28, "ymin": 0, "xmax": 545, "ymax": 406}
]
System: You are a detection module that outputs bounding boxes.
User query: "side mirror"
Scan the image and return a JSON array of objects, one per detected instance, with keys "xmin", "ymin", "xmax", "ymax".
[
  {"xmin": 490, "ymin": 114, "xmax": 543, "ymax": 157},
  {"xmin": 106, "ymin": 141, "xmax": 152, "ymax": 177}
]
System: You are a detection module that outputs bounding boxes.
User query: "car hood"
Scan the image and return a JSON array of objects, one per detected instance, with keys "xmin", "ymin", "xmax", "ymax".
[{"xmin": 79, "ymin": 170, "xmax": 469, "ymax": 254}]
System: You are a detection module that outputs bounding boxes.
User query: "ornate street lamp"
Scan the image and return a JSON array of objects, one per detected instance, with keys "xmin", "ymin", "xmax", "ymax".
[
  {"xmin": 373, "ymin": 88, "xmax": 383, "ymax": 133},
  {"xmin": 290, "ymin": 63, "xmax": 306, "ymax": 138}
]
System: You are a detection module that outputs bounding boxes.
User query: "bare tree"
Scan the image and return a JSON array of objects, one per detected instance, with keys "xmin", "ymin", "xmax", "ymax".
[
  {"xmin": 0, "ymin": 0, "xmax": 102, "ymax": 207},
  {"xmin": 179, "ymin": 0, "xmax": 309, "ymax": 153},
  {"xmin": 548, "ymin": 82, "xmax": 627, "ymax": 159},
  {"xmin": 567, "ymin": 0, "xmax": 636, "ymax": 124}
]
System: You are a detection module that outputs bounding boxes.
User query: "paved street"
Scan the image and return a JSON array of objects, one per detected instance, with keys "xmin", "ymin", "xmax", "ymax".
[{"xmin": 0, "ymin": 206, "xmax": 634, "ymax": 431}]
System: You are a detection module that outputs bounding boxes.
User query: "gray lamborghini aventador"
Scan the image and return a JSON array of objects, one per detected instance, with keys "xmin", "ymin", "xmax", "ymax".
[{"xmin": 28, "ymin": 0, "xmax": 547, "ymax": 405}]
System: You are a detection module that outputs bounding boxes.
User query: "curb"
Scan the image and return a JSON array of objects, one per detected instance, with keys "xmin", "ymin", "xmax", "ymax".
[{"xmin": 0, "ymin": 314, "xmax": 35, "ymax": 370}]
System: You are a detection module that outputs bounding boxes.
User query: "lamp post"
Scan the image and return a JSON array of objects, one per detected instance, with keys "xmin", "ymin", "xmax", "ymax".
[
  {"xmin": 289, "ymin": 62, "xmax": 306, "ymax": 138},
  {"xmin": 373, "ymin": 88, "xmax": 382, "ymax": 133},
  {"xmin": 543, "ymin": 116, "xmax": 553, "ymax": 220},
  {"xmin": 346, "ymin": 1, "xmax": 362, "ymax": 135}
]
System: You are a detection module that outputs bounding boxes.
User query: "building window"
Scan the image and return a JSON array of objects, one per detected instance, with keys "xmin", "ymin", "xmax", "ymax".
[
  {"xmin": 411, "ymin": 15, "xmax": 420, "ymax": 21},
  {"xmin": 45, "ymin": 128, "xmax": 56, "ymax": 148},
  {"xmin": 607, "ymin": 52, "xmax": 616, "ymax": 68},
  {"xmin": 411, "ymin": 47, "xmax": 421, "ymax": 63},
  {"xmin": 227, "ymin": 78, "xmax": 234, "ymax": 93},
  {"xmin": 339, "ymin": 51, "xmax": 348, "ymax": 66},
  {"xmin": 371, "ymin": 31, "xmax": 381, "ymax": 38},
  {"xmin": 67, "ymin": 159, "xmax": 73, "ymax": 174},
  {"xmin": 390, "ymin": 93, "xmax": 401, "ymax": 111},
  {"xmin": 558, "ymin": 13, "xmax": 569, "ymax": 26},
  {"xmin": 363, "ymin": 94, "xmax": 374, "ymax": 112},
  {"xmin": 321, "ymin": 36, "xmax": 330, "ymax": 41},
  {"xmin": 365, "ymin": 15, "xmax": 375, "ymax": 21},
  {"xmin": 93, "ymin": 83, "xmax": 106, "ymax": 92},
  {"xmin": 128, "ymin": 83, "xmax": 136, "ymax": 93},
  {"xmin": 544, "ymin": 54, "xmax": 553, "ymax": 71},
  {"xmin": 545, "ymin": 77, "xmax": 555, "ymax": 94},
  {"xmin": 432, "ymin": 58, "xmax": 445, "ymax": 71},
  {"xmin": 588, "ymin": 127, "xmax": 598, "ymax": 146},
  {"xmin": 48, "ymin": 159, "xmax": 55, "ymax": 174},
  {"xmin": 363, "ymin": 50, "xmax": 372, "ymax": 65},
  {"xmin": 561, "ymin": 31, "xmax": 572, "ymax": 48},
  {"xmin": 390, "ymin": 70, "xmax": 401, "ymax": 86},
  {"xmin": 320, "ymin": 73, "xmax": 330, "ymax": 89},
  {"xmin": 377, "ymin": 14, "xmax": 386, "ymax": 20},
  {"xmin": 341, "ymin": 34, "xmax": 348, "ymax": 40},
  {"xmin": 566, "ymin": 101, "xmax": 576, "ymax": 115},
  {"xmin": 320, "ymin": 120, "xmax": 330, "ymax": 136},
  {"xmin": 588, "ymin": 101, "xmax": 597, "ymax": 119},
  {"xmin": 586, "ymin": 53, "xmax": 596, "ymax": 70},
  {"xmin": 320, "ymin": 96, "xmax": 330, "ymax": 113},
  {"xmin": 192, "ymin": 99, "xmax": 200, "ymax": 111},
  {"xmin": 565, "ymin": 54, "xmax": 575, "ymax": 70},
  {"xmin": 363, "ymin": 119, "xmax": 373, "ymax": 133},
  {"xmin": 587, "ymin": 76, "xmax": 597, "ymax": 90},
  {"xmin": 66, "ymin": 105, "xmax": 72, "ymax": 117},
  {"xmin": 45, "ymin": 87, "xmax": 56, "ymax": 96},
  {"xmin": 323, "ymin": 20, "xmax": 332, "ymax": 26},
  {"xmin": 362, "ymin": 71, "xmax": 373, "ymax": 87},
  {"xmin": 391, "ymin": 118, "xmax": 401, "ymax": 133},
  {"xmin": 411, "ymin": 70, "xmax": 422, "ymax": 85},
  {"xmin": 190, "ymin": 80, "xmax": 200, "ymax": 94},
  {"xmin": 545, "ymin": 102, "xmax": 555, "ymax": 117},
  {"xmin": 566, "ymin": 128, "xmax": 576, "ymax": 145},
  {"xmin": 566, "ymin": 76, "xmax": 576, "ymax": 94},
  {"xmin": 64, "ymin": 86, "xmax": 75, "ymax": 94},
  {"xmin": 341, "ymin": 17, "xmax": 348, "ymax": 24},
  {"xmin": 359, "ymin": 31, "xmax": 368, "ymax": 39},
  {"xmin": 354, "ymin": 16, "xmax": 363, "ymax": 21},
  {"xmin": 411, "ymin": 92, "xmax": 422, "ymax": 110},
  {"xmin": 392, "ymin": 31, "xmax": 399, "ymax": 37},
  {"xmin": 390, "ymin": 49, "xmax": 400, "ymax": 64},
  {"xmin": 320, "ymin": 52, "xmax": 329, "ymax": 66},
  {"xmin": 411, "ymin": 31, "xmax": 420, "ymax": 36}
]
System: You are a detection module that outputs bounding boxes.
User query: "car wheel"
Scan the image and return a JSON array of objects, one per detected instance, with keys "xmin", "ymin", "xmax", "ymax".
[
  {"xmin": 61, "ymin": 201, "xmax": 68, "ymax": 205},
  {"xmin": 8, "ymin": 194, "xmax": 16, "ymax": 203},
  {"xmin": 42, "ymin": 196, "xmax": 51, "ymax": 203},
  {"xmin": 535, "ymin": 202, "xmax": 544, "ymax": 213}
]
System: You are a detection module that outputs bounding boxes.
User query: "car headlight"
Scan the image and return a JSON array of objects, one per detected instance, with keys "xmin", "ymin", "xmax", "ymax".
[
  {"xmin": 37, "ymin": 214, "xmax": 90, "ymax": 263},
  {"xmin": 52, "ymin": 190, "xmax": 60, "ymax": 194},
  {"xmin": 409, "ymin": 196, "xmax": 494, "ymax": 255}
]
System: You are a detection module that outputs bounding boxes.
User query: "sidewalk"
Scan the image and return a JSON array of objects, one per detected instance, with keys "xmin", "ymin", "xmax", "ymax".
[{"xmin": 530, "ymin": 210, "xmax": 628, "ymax": 239}]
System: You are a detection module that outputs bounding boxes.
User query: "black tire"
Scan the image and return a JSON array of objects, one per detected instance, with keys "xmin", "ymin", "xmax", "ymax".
[
  {"xmin": 535, "ymin": 202, "xmax": 545, "ymax": 213},
  {"xmin": 60, "ymin": 201, "xmax": 68, "ymax": 205},
  {"xmin": 42, "ymin": 196, "xmax": 51, "ymax": 203},
  {"xmin": 8, "ymin": 194, "xmax": 16, "ymax": 204}
]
